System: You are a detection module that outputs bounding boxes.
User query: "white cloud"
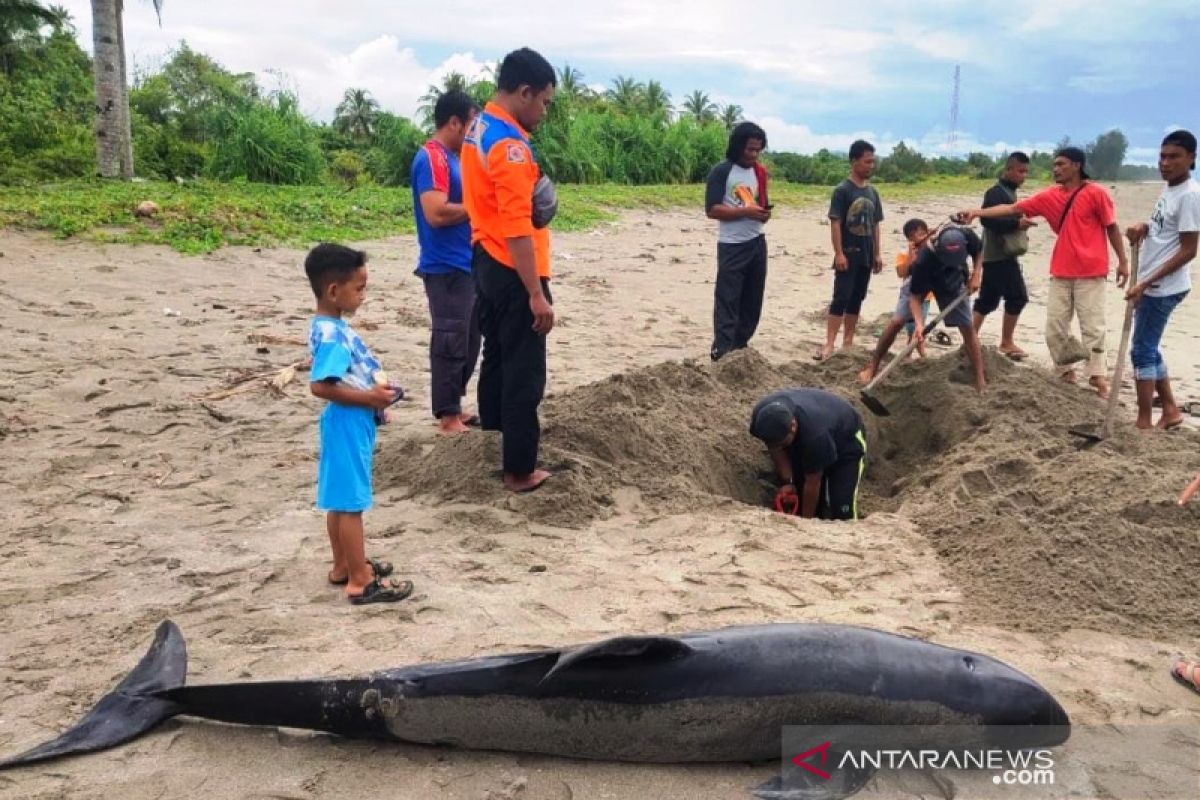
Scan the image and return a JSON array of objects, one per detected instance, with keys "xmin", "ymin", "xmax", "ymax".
[{"xmin": 54, "ymin": 0, "xmax": 1196, "ymax": 152}]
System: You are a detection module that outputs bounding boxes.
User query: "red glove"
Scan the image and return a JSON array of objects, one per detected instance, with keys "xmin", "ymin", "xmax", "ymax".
[{"xmin": 774, "ymin": 485, "xmax": 799, "ymax": 515}]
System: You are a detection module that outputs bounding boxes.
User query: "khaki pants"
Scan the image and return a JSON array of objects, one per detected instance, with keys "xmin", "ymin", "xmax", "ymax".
[{"xmin": 1045, "ymin": 277, "xmax": 1107, "ymax": 377}]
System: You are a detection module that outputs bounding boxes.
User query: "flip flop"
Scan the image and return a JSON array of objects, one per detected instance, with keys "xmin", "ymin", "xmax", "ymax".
[
  {"xmin": 349, "ymin": 577, "xmax": 414, "ymax": 605},
  {"xmin": 329, "ymin": 558, "xmax": 394, "ymax": 586},
  {"xmin": 1002, "ymin": 350, "xmax": 1028, "ymax": 362},
  {"xmin": 1170, "ymin": 660, "xmax": 1200, "ymax": 695},
  {"xmin": 1161, "ymin": 416, "xmax": 1185, "ymax": 431}
]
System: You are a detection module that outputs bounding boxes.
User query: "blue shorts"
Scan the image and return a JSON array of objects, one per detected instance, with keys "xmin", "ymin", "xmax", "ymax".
[
  {"xmin": 894, "ymin": 281, "xmax": 932, "ymax": 333},
  {"xmin": 316, "ymin": 403, "xmax": 376, "ymax": 513}
]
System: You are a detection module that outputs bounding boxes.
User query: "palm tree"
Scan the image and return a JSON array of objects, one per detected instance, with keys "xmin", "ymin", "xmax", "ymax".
[
  {"xmin": 642, "ymin": 80, "xmax": 672, "ymax": 118},
  {"xmin": 556, "ymin": 63, "xmax": 586, "ymax": 104},
  {"xmin": 605, "ymin": 75, "xmax": 644, "ymax": 115},
  {"xmin": 682, "ymin": 90, "xmax": 717, "ymax": 123},
  {"xmin": 334, "ymin": 88, "xmax": 379, "ymax": 141},
  {"xmin": 417, "ymin": 71, "xmax": 472, "ymax": 128},
  {"xmin": 90, "ymin": 0, "xmax": 162, "ymax": 179},
  {"xmin": 719, "ymin": 103, "xmax": 743, "ymax": 131},
  {"xmin": 0, "ymin": 0, "xmax": 63, "ymax": 74}
]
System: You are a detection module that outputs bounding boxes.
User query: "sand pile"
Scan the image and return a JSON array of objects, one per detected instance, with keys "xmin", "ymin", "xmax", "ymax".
[
  {"xmin": 377, "ymin": 349, "xmax": 794, "ymax": 527},
  {"xmin": 870, "ymin": 353, "xmax": 1200, "ymax": 639},
  {"xmin": 380, "ymin": 346, "xmax": 1200, "ymax": 638}
]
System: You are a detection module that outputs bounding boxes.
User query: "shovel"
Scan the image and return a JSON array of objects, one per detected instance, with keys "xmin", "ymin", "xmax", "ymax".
[
  {"xmin": 860, "ymin": 291, "xmax": 971, "ymax": 416},
  {"xmin": 1069, "ymin": 242, "xmax": 1139, "ymax": 443}
]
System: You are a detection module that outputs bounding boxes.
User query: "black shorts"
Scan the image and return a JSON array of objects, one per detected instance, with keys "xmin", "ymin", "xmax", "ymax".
[
  {"xmin": 973, "ymin": 258, "xmax": 1029, "ymax": 316},
  {"xmin": 829, "ymin": 259, "xmax": 874, "ymax": 317}
]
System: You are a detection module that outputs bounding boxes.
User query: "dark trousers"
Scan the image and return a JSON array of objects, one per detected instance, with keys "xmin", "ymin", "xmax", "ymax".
[
  {"xmin": 791, "ymin": 433, "xmax": 866, "ymax": 521},
  {"xmin": 711, "ymin": 235, "xmax": 768, "ymax": 360},
  {"xmin": 422, "ymin": 271, "xmax": 480, "ymax": 418},
  {"xmin": 473, "ymin": 244, "xmax": 550, "ymax": 476}
]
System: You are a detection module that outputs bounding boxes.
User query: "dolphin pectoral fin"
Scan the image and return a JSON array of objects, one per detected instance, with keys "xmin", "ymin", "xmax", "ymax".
[
  {"xmin": 540, "ymin": 635, "xmax": 694, "ymax": 683},
  {"xmin": 752, "ymin": 762, "xmax": 875, "ymax": 800},
  {"xmin": 0, "ymin": 621, "xmax": 187, "ymax": 770}
]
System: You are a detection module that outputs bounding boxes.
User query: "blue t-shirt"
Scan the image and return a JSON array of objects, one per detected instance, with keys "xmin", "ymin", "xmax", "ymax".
[
  {"xmin": 309, "ymin": 315, "xmax": 382, "ymax": 393},
  {"xmin": 412, "ymin": 140, "xmax": 472, "ymax": 275}
]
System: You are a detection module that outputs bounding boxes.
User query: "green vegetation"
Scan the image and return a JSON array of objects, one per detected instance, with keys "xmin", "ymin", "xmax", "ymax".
[
  {"xmin": 0, "ymin": 2, "xmax": 1144, "ymax": 253},
  {"xmin": 0, "ymin": 178, "xmax": 995, "ymax": 254}
]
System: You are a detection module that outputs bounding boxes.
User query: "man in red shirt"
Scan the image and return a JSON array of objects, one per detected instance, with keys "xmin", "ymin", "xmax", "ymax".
[{"xmin": 958, "ymin": 148, "xmax": 1129, "ymax": 397}]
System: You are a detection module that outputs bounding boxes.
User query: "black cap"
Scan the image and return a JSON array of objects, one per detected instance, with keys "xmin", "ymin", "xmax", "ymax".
[
  {"xmin": 1055, "ymin": 146, "xmax": 1090, "ymax": 180},
  {"xmin": 751, "ymin": 401, "xmax": 794, "ymax": 446}
]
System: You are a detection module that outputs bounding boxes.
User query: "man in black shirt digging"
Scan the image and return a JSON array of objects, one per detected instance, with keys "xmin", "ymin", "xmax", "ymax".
[
  {"xmin": 908, "ymin": 226, "xmax": 987, "ymax": 392},
  {"xmin": 750, "ymin": 388, "xmax": 867, "ymax": 520}
]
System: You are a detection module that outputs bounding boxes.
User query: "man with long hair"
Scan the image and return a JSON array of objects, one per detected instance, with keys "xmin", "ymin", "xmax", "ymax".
[{"xmin": 704, "ymin": 121, "xmax": 772, "ymax": 361}]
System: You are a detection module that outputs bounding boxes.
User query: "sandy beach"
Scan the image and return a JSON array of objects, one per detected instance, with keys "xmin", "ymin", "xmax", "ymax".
[{"xmin": 2, "ymin": 181, "xmax": 1199, "ymax": 799}]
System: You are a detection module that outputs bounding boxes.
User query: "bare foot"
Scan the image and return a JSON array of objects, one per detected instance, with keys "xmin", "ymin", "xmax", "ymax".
[
  {"xmin": 1157, "ymin": 413, "xmax": 1186, "ymax": 430},
  {"xmin": 504, "ymin": 469, "xmax": 551, "ymax": 493},
  {"xmin": 437, "ymin": 416, "xmax": 471, "ymax": 435},
  {"xmin": 857, "ymin": 364, "xmax": 876, "ymax": 385},
  {"xmin": 1089, "ymin": 376, "xmax": 1109, "ymax": 399}
]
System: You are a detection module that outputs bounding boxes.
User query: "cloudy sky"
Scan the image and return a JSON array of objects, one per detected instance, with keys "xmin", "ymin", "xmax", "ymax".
[{"xmin": 59, "ymin": 0, "xmax": 1197, "ymax": 163}]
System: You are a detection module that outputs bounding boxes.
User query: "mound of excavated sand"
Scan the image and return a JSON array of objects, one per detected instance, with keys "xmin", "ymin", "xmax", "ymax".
[{"xmin": 379, "ymin": 347, "xmax": 1200, "ymax": 639}]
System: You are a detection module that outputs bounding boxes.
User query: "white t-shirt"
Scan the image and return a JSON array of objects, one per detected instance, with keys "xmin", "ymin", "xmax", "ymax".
[
  {"xmin": 718, "ymin": 163, "xmax": 764, "ymax": 244},
  {"xmin": 1138, "ymin": 177, "xmax": 1200, "ymax": 297}
]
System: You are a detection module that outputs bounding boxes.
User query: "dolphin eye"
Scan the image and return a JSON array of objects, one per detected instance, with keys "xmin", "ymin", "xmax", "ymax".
[{"xmin": 963, "ymin": 656, "xmax": 976, "ymax": 671}]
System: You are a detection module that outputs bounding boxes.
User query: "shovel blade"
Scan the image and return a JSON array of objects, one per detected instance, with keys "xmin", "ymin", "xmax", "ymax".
[
  {"xmin": 860, "ymin": 391, "xmax": 890, "ymax": 417},
  {"xmin": 1068, "ymin": 423, "xmax": 1103, "ymax": 443}
]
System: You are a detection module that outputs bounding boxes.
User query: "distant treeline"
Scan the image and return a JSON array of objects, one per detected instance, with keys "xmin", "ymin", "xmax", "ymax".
[{"xmin": 0, "ymin": 10, "xmax": 1137, "ymax": 187}]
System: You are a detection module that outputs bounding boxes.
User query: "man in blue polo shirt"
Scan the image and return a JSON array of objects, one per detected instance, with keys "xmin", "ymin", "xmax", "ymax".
[{"xmin": 412, "ymin": 90, "xmax": 480, "ymax": 435}]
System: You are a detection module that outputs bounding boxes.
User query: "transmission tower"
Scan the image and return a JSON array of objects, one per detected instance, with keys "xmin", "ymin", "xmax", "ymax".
[{"xmin": 948, "ymin": 64, "xmax": 961, "ymax": 154}]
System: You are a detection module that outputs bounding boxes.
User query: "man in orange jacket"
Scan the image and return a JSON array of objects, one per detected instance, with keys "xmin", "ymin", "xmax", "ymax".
[{"xmin": 461, "ymin": 47, "xmax": 557, "ymax": 492}]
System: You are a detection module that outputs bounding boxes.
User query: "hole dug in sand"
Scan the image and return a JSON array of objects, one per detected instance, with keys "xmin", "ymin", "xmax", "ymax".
[{"xmin": 380, "ymin": 348, "xmax": 1200, "ymax": 638}]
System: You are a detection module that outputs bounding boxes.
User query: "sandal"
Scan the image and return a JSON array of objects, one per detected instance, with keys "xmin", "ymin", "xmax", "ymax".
[
  {"xmin": 329, "ymin": 558, "xmax": 394, "ymax": 586},
  {"xmin": 349, "ymin": 577, "xmax": 414, "ymax": 605},
  {"xmin": 1170, "ymin": 660, "xmax": 1200, "ymax": 695}
]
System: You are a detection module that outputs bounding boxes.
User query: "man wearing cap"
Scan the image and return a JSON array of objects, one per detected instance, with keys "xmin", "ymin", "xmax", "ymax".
[
  {"xmin": 957, "ymin": 147, "xmax": 1129, "ymax": 397},
  {"xmin": 749, "ymin": 388, "xmax": 867, "ymax": 520}
]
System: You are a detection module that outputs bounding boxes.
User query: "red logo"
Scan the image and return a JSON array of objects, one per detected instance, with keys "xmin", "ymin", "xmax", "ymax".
[{"xmin": 791, "ymin": 741, "xmax": 833, "ymax": 780}]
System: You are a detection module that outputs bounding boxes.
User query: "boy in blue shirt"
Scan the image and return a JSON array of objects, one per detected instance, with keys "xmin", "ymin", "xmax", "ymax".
[{"xmin": 306, "ymin": 243, "xmax": 413, "ymax": 604}]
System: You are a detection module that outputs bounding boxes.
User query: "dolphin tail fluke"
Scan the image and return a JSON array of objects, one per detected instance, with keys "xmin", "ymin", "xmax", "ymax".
[{"xmin": 0, "ymin": 620, "xmax": 187, "ymax": 770}]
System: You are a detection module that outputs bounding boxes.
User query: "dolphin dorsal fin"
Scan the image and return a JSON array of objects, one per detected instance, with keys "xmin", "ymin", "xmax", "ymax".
[{"xmin": 540, "ymin": 635, "xmax": 693, "ymax": 684}]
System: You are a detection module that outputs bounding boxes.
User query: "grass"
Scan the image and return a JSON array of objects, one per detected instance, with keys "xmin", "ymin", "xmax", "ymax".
[{"xmin": 0, "ymin": 176, "xmax": 998, "ymax": 255}]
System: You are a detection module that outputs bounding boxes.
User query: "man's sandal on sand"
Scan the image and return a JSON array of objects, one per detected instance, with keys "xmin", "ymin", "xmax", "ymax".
[{"xmin": 349, "ymin": 577, "xmax": 414, "ymax": 605}]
